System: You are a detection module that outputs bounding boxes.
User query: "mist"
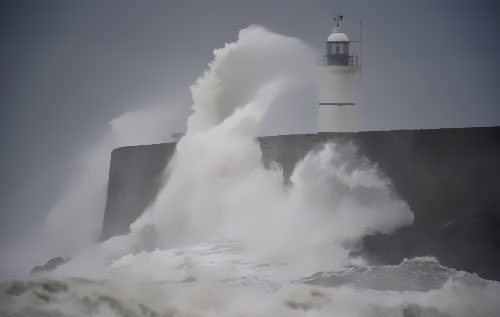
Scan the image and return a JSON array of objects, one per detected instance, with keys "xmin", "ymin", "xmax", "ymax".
[
  {"xmin": 2, "ymin": 1, "xmax": 500, "ymax": 315},
  {"xmin": 3, "ymin": 0, "xmax": 500, "ymax": 260},
  {"xmin": 125, "ymin": 26, "xmax": 412, "ymax": 268},
  {"xmin": 3, "ymin": 25, "xmax": 499, "ymax": 317},
  {"xmin": 46, "ymin": 24, "xmax": 414, "ymax": 288},
  {"xmin": 0, "ymin": 25, "xmax": 319, "ymax": 275}
]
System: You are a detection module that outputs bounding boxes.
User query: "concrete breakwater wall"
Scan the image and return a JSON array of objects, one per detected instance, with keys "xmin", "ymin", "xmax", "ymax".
[
  {"xmin": 101, "ymin": 143, "xmax": 176, "ymax": 241},
  {"xmin": 100, "ymin": 127, "xmax": 500, "ymax": 280}
]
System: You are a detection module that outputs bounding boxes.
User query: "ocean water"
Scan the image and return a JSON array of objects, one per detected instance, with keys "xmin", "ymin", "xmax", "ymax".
[{"xmin": 2, "ymin": 240, "xmax": 500, "ymax": 317}]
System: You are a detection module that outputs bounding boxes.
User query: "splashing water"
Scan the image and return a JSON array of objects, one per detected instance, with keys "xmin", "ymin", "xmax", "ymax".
[
  {"xmin": 127, "ymin": 26, "xmax": 412, "ymax": 263},
  {"xmin": 2, "ymin": 26, "xmax": 500, "ymax": 317}
]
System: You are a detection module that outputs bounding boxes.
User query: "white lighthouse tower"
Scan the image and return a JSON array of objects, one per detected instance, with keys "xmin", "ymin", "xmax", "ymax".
[{"xmin": 318, "ymin": 15, "xmax": 361, "ymax": 132}]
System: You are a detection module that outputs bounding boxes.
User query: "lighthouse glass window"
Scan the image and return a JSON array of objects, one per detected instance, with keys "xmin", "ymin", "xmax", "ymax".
[
  {"xmin": 327, "ymin": 43, "xmax": 348, "ymax": 56},
  {"xmin": 335, "ymin": 43, "xmax": 343, "ymax": 54}
]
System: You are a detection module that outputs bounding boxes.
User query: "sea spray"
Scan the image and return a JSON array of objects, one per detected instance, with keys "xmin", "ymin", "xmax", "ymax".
[
  {"xmin": 128, "ymin": 26, "xmax": 413, "ymax": 271},
  {"xmin": 3, "ymin": 26, "xmax": 499, "ymax": 317},
  {"xmin": 35, "ymin": 26, "xmax": 317, "ymax": 263},
  {"xmin": 29, "ymin": 104, "xmax": 186, "ymax": 264}
]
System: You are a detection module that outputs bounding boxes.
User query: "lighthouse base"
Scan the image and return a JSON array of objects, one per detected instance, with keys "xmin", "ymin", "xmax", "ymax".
[{"xmin": 318, "ymin": 103, "xmax": 359, "ymax": 132}]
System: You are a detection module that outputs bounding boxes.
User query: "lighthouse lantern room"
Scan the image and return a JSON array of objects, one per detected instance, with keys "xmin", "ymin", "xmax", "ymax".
[{"xmin": 318, "ymin": 14, "xmax": 361, "ymax": 133}]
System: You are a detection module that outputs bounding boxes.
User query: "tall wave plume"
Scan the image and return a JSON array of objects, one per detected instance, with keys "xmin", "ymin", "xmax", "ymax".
[{"xmin": 120, "ymin": 25, "xmax": 414, "ymax": 272}]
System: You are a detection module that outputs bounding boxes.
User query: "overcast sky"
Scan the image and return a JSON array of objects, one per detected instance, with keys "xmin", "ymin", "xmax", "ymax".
[{"xmin": 1, "ymin": 0, "xmax": 500, "ymax": 245}]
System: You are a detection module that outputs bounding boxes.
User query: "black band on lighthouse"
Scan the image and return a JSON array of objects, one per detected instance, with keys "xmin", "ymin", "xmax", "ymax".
[{"xmin": 318, "ymin": 102, "xmax": 355, "ymax": 106}]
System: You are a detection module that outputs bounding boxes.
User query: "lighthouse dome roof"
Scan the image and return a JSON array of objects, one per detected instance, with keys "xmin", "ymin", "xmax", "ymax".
[{"xmin": 327, "ymin": 32, "xmax": 349, "ymax": 42}]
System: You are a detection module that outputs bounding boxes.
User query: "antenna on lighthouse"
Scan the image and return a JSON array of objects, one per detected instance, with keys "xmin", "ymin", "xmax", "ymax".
[{"xmin": 333, "ymin": 14, "xmax": 344, "ymax": 31}]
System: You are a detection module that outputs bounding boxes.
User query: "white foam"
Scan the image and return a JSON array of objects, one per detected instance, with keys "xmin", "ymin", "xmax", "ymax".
[{"xmin": 6, "ymin": 26, "xmax": 496, "ymax": 317}]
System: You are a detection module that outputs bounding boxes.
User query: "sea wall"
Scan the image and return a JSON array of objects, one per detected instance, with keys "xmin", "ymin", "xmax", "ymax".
[
  {"xmin": 100, "ymin": 143, "xmax": 176, "ymax": 240},
  {"xmin": 100, "ymin": 127, "xmax": 500, "ymax": 280}
]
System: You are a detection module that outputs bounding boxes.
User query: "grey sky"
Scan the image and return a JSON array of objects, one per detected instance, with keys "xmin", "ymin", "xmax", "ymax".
[{"xmin": 1, "ymin": 0, "xmax": 500, "ymax": 245}]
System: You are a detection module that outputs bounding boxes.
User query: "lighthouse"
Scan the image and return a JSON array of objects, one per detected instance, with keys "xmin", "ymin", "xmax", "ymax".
[{"xmin": 318, "ymin": 15, "xmax": 361, "ymax": 132}]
